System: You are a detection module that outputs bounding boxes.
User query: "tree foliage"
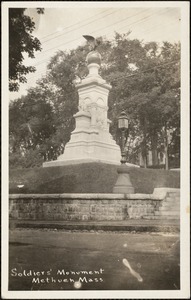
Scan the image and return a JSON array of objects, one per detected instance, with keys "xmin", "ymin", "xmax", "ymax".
[
  {"xmin": 9, "ymin": 86, "xmax": 56, "ymax": 165},
  {"xmin": 9, "ymin": 8, "xmax": 44, "ymax": 91},
  {"xmin": 9, "ymin": 33, "xmax": 180, "ymax": 169},
  {"xmin": 102, "ymin": 35, "xmax": 180, "ymax": 168}
]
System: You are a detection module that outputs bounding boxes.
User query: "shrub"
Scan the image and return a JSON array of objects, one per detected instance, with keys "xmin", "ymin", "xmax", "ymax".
[{"xmin": 9, "ymin": 149, "xmax": 44, "ymax": 169}]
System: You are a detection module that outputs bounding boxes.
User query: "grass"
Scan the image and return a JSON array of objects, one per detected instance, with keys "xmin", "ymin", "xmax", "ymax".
[{"xmin": 9, "ymin": 162, "xmax": 180, "ymax": 194}]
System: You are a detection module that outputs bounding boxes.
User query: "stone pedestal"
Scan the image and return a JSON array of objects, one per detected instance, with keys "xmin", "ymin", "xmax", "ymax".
[
  {"xmin": 113, "ymin": 165, "xmax": 135, "ymax": 194},
  {"xmin": 43, "ymin": 51, "xmax": 121, "ymax": 167}
]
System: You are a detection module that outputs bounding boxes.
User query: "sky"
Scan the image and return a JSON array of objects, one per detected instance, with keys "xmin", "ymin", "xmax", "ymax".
[{"xmin": 8, "ymin": 3, "xmax": 181, "ymax": 101}]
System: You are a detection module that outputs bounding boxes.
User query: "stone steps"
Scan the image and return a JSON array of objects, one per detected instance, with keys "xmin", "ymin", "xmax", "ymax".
[
  {"xmin": 159, "ymin": 210, "xmax": 179, "ymax": 214},
  {"xmin": 164, "ymin": 196, "xmax": 179, "ymax": 201},
  {"xmin": 155, "ymin": 210, "xmax": 180, "ymax": 216},
  {"xmin": 143, "ymin": 215, "xmax": 180, "ymax": 220},
  {"xmin": 165, "ymin": 199, "xmax": 180, "ymax": 204},
  {"xmin": 153, "ymin": 192, "xmax": 180, "ymax": 220},
  {"xmin": 161, "ymin": 206, "xmax": 179, "ymax": 210},
  {"xmin": 155, "ymin": 216, "xmax": 180, "ymax": 220},
  {"xmin": 161, "ymin": 201, "xmax": 179, "ymax": 205},
  {"xmin": 168, "ymin": 192, "xmax": 180, "ymax": 196}
]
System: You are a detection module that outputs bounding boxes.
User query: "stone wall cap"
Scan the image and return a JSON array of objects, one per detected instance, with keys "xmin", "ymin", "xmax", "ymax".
[{"xmin": 9, "ymin": 193, "xmax": 164, "ymax": 200}]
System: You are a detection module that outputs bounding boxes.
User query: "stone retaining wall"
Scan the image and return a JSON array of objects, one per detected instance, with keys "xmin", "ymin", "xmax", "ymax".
[{"xmin": 9, "ymin": 193, "xmax": 165, "ymax": 221}]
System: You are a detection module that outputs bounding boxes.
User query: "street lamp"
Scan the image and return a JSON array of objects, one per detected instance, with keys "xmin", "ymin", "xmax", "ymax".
[
  {"xmin": 113, "ymin": 110, "xmax": 135, "ymax": 194},
  {"xmin": 118, "ymin": 111, "xmax": 129, "ymax": 164}
]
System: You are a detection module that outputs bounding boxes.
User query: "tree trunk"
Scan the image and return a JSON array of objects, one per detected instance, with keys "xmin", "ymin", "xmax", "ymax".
[
  {"xmin": 151, "ymin": 134, "xmax": 158, "ymax": 166},
  {"xmin": 142, "ymin": 117, "xmax": 148, "ymax": 168},
  {"xmin": 143, "ymin": 154, "xmax": 147, "ymax": 168},
  {"xmin": 140, "ymin": 136, "xmax": 147, "ymax": 168},
  {"xmin": 164, "ymin": 145, "xmax": 169, "ymax": 170},
  {"xmin": 164, "ymin": 126, "xmax": 169, "ymax": 170}
]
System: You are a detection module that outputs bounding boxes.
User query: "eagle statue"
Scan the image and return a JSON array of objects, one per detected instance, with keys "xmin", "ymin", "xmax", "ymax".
[{"xmin": 83, "ymin": 35, "xmax": 101, "ymax": 51}]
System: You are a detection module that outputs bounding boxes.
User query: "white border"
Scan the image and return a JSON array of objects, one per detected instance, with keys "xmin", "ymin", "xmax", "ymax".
[{"xmin": 1, "ymin": 1, "xmax": 190, "ymax": 299}]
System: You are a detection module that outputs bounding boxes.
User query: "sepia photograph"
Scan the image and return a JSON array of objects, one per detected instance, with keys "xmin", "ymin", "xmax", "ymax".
[{"xmin": 1, "ymin": 1, "xmax": 190, "ymax": 299}]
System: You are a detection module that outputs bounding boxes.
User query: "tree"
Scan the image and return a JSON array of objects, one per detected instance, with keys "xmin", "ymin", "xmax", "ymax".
[
  {"xmin": 9, "ymin": 8, "xmax": 44, "ymax": 91},
  {"xmin": 101, "ymin": 35, "xmax": 180, "ymax": 168},
  {"xmin": 9, "ymin": 33, "xmax": 180, "ymax": 168},
  {"xmin": 9, "ymin": 86, "xmax": 56, "ymax": 167}
]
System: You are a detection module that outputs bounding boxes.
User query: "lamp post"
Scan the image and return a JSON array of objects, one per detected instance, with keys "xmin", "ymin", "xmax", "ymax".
[
  {"xmin": 118, "ymin": 111, "xmax": 129, "ymax": 164},
  {"xmin": 113, "ymin": 111, "xmax": 135, "ymax": 194}
]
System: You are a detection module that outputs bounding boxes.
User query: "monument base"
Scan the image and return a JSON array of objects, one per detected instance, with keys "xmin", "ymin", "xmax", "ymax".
[
  {"xmin": 43, "ymin": 158, "xmax": 120, "ymax": 167},
  {"xmin": 43, "ymin": 116, "xmax": 121, "ymax": 167}
]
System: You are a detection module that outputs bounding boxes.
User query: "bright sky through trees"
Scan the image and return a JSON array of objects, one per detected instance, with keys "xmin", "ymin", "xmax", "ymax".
[{"xmin": 9, "ymin": 4, "xmax": 181, "ymax": 101}]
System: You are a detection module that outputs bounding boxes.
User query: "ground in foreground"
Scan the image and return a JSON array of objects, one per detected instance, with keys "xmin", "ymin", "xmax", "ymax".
[{"xmin": 9, "ymin": 229, "xmax": 180, "ymax": 291}]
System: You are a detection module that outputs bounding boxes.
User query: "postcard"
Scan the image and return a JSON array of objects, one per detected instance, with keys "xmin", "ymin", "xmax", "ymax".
[{"xmin": 2, "ymin": 1, "xmax": 190, "ymax": 299}]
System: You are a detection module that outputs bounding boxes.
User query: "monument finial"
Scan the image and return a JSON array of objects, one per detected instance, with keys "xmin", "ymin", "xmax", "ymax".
[
  {"xmin": 83, "ymin": 35, "xmax": 101, "ymax": 66},
  {"xmin": 83, "ymin": 35, "xmax": 101, "ymax": 51}
]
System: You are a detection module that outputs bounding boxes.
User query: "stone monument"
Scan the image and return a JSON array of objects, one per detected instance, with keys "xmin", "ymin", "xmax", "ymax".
[{"xmin": 43, "ymin": 38, "xmax": 121, "ymax": 167}]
